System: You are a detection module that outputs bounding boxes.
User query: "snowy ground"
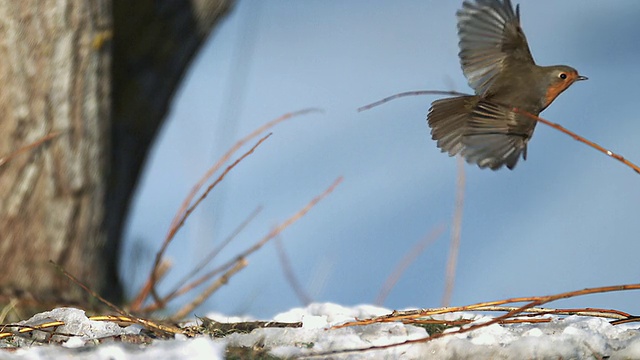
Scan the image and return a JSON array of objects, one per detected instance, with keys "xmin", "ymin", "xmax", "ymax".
[{"xmin": 2, "ymin": 304, "xmax": 640, "ymax": 359}]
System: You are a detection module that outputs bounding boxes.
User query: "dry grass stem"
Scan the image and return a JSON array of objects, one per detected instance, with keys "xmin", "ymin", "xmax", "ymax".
[
  {"xmin": 51, "ymin": 261, "xmax": 127, "ymax": 318},
  {"xmin": 275, "ymin": 236, "xmax": 313, "ymax": 306},
  {"xmin": 0, "ymin": 315, "xmax": 182, "ymax": 341},
  {"xmin": 442, "ymin": 156, "xmax": 465, "ymax": 307},
  {"xmin": 375, "ymin": 224, "xmax": 445, "ymax": 306},
  {"xmin": 0, "ymin": 321, "xmax": 66, "ymax": 340}
]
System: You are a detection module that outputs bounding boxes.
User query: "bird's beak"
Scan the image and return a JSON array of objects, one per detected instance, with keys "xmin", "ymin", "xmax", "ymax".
[{"xmin": 576, "ymin": 75, "xmax": 588, "ymax": 81}]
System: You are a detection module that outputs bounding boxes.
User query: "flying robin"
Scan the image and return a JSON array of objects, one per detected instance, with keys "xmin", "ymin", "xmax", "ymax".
[{"xmin": 427, "ymin": 0, "xmax": 587, "ymax": 170}]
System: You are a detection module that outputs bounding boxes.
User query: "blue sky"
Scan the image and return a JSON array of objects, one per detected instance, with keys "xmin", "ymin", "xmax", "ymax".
[{"xmin": 123, "ymin": 1, "xmax": 640, "ymax": 318}]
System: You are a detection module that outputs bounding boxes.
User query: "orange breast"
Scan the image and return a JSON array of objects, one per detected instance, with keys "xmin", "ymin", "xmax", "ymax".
[{"xmin": 544, "ymin": 73, "xmax": 578, "ymax": 108}]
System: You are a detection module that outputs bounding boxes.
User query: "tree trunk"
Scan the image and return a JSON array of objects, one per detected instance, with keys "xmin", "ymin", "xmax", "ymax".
[
  {"xmin": 0, "ymin": 0, "xmax": 233, "ymax": 317},
  {"xmin": 0, "ymin": 0, "xmax": 113, "ymax": 310}
]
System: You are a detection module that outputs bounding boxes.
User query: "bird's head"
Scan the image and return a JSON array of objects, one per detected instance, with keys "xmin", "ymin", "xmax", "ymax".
[{"xmin": 542, "ymin": 65, "xmax": 588, "ymax": 109}]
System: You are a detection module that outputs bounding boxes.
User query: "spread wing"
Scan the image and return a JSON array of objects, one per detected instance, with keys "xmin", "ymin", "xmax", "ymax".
[
  {"xmin": 457, "ymin": 0, "xmax": 535, "ymax": 96},
  {"xmin": 428, "ymin": 97, "xmax": 536, "ymax": 170},
  {"xmin": 461, "ymin": 100, "xmax": 535, "ymax": 169}
]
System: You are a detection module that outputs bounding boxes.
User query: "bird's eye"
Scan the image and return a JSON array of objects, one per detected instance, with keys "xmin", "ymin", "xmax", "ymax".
[{"xmin": 559, "ymin": 73, "xmax": 567, "ymax": 80}]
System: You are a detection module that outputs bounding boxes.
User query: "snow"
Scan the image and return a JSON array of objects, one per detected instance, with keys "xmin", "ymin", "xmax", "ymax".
[
  {"xmin": 8, "ymin": 336, "xmax": 225, "ymax": 360},
  {"xmin": 12, "ymin": 308, "xmax": 128, "ymax": 348},
  {"xmin": 2, "ymin": 305, "xmax": 640, "ymax": 359},
  {"xmin": 0, "ymin": 303, "xmax": 640, "ymax": 360}
]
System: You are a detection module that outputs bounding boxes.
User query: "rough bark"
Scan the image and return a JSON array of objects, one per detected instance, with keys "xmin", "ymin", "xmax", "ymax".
[
  {"xmin": 0, "ymin": 1, "xmax": 112, "ymax": 309},
  {"xmin": 0, "ymin": 0, "xmax": 233, "ymax": 316}
]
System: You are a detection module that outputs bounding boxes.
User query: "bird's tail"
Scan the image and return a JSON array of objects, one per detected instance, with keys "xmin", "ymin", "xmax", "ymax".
[{"xmin": 427, "ymin": 96, "xmax": 532, "ymax": 170}]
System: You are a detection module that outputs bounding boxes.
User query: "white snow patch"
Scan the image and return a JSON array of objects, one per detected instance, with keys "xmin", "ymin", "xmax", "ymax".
[
  {"xmin": 12, "ymin": 307, "xmax": 132, "ymax": 347},
  {"xmin": 2, "ymin": 304, "xmax": 640, "ymax": 359}
]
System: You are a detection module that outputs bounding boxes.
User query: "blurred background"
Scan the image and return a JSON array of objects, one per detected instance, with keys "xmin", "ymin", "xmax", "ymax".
[{"xmin": 121, "ymin": 0, "xmax": 640, "ymax": 318}]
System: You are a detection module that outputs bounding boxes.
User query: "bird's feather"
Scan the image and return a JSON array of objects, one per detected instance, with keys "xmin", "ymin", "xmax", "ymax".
[{"xmin": 457, "ymin": 0, "xmax": 535, "ymax": 96}]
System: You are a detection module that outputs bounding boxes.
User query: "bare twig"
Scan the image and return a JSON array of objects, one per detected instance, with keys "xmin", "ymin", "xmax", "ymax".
[
  {"xmin": 0, "ymin": 131, "xmax": 64, "ymax": 168},
  {"xmin": 139, "ymin": 177, "xmax": 342, "ymax": 314},
  {"xmin": 321, "ymin": 283, "xmax": 640, "ymax": 357},
  {"xmin": 50, "ymin": 261, "xmax": 184, "ymax": 336},
  {"xmin": 171, "ymin": 258, "xmax": 248, "ymax": 320},
  {"xmin": 514, "ymin": 108, "xmax": 640, "ymax": 174},
  {"xmin": 442, "ymin": 156, "xmax": 465, "ymax": 306},
  {"xmin": 396, "ymin": 305, "xmax": 630, "ymax": 322},
  {"xmin": 50, "ymin": 261, "xmax": 127, "ymax": 317},
  {"xmin": 170, "ymin": 108, "xmax": 321, "ymax": 233},
  {"xmin": 358, "ymin": 89, "xmax": 640, "ymax": 175},
  {"xmin": 0, "ymin": 321, "xmax": 66, "ymax": 340},
  {"xmin": 168, "ymin": 177, "xmax": 342, "ymax": 319},
  {"xmin": 0, "ymin": 314, "xmax": 186, "ymax": 340},
  {"xmin": 131, "ymin": 108, "xmax": 321, "ymax": 311},
  {"xmin": 171, "ymin": 177, "xmax": 343, "ymax": 294},
  {"xmin": 357, "ymin": 90, "xmax": 469, "ymax": 112},
  {"xmin": 610, "ymin": 316, "xmax": 640, "ymax": 325},
  {"xmin": 156, "ymin": 206, "xmax": 263, "ymax": 308},
  {"xmin": 475, "ymin": 306, "xmax": 631, "ymax": 320},
  {"xmin": 169, "ymin": 133, "xmax": 271, "ymax": 243},
  {"xmin": 375, "ymin": 224, "xmax": 445, "ymax": 306},
  {"xmin": 197, "ymin": 177, "xmax": 343, "ymax": 283},
  {"xmin": 132, "ymin": 133, "xmax": 272, "ymax": 311}
]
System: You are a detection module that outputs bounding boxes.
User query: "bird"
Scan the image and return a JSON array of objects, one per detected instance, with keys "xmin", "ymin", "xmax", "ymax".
[{"xmin": 427, "ymin": 0, "xmax": 587, "ymax": 170}]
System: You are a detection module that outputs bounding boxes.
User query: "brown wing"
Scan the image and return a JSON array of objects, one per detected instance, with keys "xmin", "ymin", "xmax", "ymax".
[
  {"xmin": 427, "ymin": 97, "xmax": 535, "ymax": 170},
  {"xmin": 457, "ymin": 0, "xmax": 535, "ymax": 96}
]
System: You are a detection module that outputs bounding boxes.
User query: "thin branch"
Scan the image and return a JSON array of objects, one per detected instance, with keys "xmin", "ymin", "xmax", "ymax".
[
  {"xmin": 0, "ymin": 131, "xmax": 64, "ymax": 168},
  {"xmin": 514, "ymin": 108, "xmax": 640, "ymax": 175},
  {"xmin": 170, "ymin": 108, "xmax": 321, "ymax": 232},
  {"xmin": 0, "ymin": 321, "xmax": 66, "ymax": 340},
  {"xmin": 204, "ymin": 177, "xmax": 343, "ymax": 280},
  {"xmin": 321, "ymin": 283, "xmax": 640, "ymax": 357},
  {"xmin": 158, "ymin": 206, "xmax": 263, "ymax": 307},
  {"xmin": 358, "ymin": 90, "xmax": 470, "ymax": 112},
  {"xmin": 375, "ymin": 224, "xmax": 445, "ymax": 306},
  {"xmin": 137, "ymin": 108, "xmax": 321, "ymax": 309},
  {"xmin": 50, "ymin": 260, "xmax": 127, "ymax": 317},
  {"xmin": 442, "ymin": 156, "xmax": 465, "ymax": 306},
  {"xmin": 397, "ymin": 305, "xmax": 630, "ymax": 322},
  {"xmin": 610, "ymin": 317, "xmax": 640, "ymax": 325},
  {"xmin": 169, "ymin": 133, "xmax": 271, "ymax": 243},
  {"xmin": 151, "ymin": 133, "xmax": 270, "ymax": 307},
  {"xmin": 139, "ymin": 177, "xmax": 343, "ymax": 313},
  {"xmin": 178, "ymin": 177, "xmax": 343, "ymax": 292},
  {"xmin": 131, "ymin": 133, "xmax": 272, "ymax": 311},
  {"xmin": 358, "ymin": 89, "xmax": 640, "ymax": 175},
  {"xmin": 168, "ymin": 177, "xmax": 342, "ymax": 319},
  {"xmin": 50, "ymin": 261, "xmax": 183, "ymax": 336},
  {"xmin": 464, "ymin": 305, "xmax": 631, "ymax": 320},
  {"xmin": 171, "ymin": 258, "xmax": 248, "ymax": 321},
  {"xmin": 275, "ymin": 236, "xmax": 313, "ymax": 306}
]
